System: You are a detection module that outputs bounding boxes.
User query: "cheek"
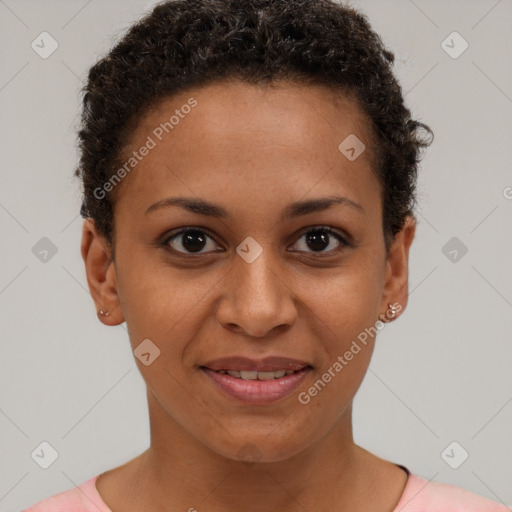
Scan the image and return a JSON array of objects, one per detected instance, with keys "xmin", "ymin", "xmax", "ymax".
[
  {"xmin": 297, "ymin": 256, "xmax": 384, "ymax": 404},
  {"xmin": 114, "ymin": 249, "xmax": 201, "ymax": 347},
  {"xmin": 297, "ymin": 277, "xmax": 379, "ymax": 419},
  {"xmin": 302, "ymin": 257, "xmax": 385, "ymax": 344},
  {"xmin": 123, "ymin": 277, "xmax": 207, "ymax": 345}
]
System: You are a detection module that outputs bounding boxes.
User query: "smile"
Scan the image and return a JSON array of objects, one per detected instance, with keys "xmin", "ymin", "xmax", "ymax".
[
  {"xmin": 200, "ymin": 365, "xmax": 312, "ymax": 404},
  {"xmin": 213, "ymin": 369, "xmax": 296, "ymax": 380}
]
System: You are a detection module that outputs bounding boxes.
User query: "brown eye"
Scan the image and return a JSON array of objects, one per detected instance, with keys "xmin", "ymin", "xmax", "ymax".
[
  {"xmin": 164, "ymin": 228, "xmax": 221, "ymax": 254},
  {"xmin": 291, "ymin": 227, "xmax": 348, "ymax": 254}
]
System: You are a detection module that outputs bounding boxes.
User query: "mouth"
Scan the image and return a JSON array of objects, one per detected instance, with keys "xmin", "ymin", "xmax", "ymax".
[
  {"xmin": 209, "ymin": 369, "xmax": 298, "ymax": 380},
  {"xmin": 199, "ymin": 356, "xmax": 312, "ymax": 404}
]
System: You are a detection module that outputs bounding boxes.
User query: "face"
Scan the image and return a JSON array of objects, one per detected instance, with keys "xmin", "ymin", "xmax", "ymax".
[{"xmin": 82, "ymin": 79, "xmax": 415, "ymax": 463}]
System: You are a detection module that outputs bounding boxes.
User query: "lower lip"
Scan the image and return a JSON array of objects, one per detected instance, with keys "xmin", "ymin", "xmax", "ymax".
[{"xmin": 201, "ymin": 367, "xmax": 312, "ymax": 404}]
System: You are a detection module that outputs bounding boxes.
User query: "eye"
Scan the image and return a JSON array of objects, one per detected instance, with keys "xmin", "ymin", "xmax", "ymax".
[
  {"xmin": 290, "ymin": 226, "xmax": 349, "ymax": 255},
  {"xmin": 162, "ymin": 226, "xmax": 349, "ymax": 256},
  {"xmin": 163, "ymin": 228, "xmax": 222, "ymax": 255}
]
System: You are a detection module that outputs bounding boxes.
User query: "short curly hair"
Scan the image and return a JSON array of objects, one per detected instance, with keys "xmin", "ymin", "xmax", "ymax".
[{"xmin": 76, "ymin": 0, "xmax": 433, "ymax": 254}]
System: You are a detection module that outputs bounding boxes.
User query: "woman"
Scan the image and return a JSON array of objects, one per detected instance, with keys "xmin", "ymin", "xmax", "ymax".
[{"xmin": 24, "ymin": 0, "xmax": 509, "ymax": 510}]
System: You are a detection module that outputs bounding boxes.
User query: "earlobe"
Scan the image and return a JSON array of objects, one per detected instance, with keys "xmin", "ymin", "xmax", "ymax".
[
  {"xmin": 379, "ymin": 215, "xmax": 416, "ymax": 321},
  {"xmin": 80, "ymin": 219, "xmax": 124, "ymax": 325}
]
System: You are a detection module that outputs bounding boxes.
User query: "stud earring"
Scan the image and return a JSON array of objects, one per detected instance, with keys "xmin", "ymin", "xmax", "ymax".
[
  {"xmin": 388, "ymin": 303, "xmax": 398, "ymax": 318},
  {"xmin": 379, "ymin": 303, "xmax": 399, "ymax": 322},
  {"xmin": 98, "ymin": 309, "xmax": 110, "ymax": 317}
]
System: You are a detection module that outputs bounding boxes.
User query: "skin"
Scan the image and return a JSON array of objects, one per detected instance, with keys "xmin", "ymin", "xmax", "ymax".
[{"xmin": 81, "ymin": 79, "xmax": 416, "ymax": 512}]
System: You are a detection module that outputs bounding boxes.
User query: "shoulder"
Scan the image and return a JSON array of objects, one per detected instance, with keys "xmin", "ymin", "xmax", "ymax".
[
  {"xmin": 22, "ymin": 475, "xmax": 112, "ymax": 512},
  {"xmin": 395, "ymin": 472, "xmax": 510, "ymax": 512}
]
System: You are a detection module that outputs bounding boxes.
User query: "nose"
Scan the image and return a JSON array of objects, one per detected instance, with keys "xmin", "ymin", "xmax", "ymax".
[{"xmin": 216, "ymin": 249, "xmax": 298, "ymax": 338}]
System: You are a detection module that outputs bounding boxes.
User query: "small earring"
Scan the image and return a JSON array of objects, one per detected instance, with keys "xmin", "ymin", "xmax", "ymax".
[
  {"xmin": 379, "ymin": 303, "xmax": 398, "ymax": 322},
  {"xmin": 98, "ymin": 309, "xmax": 110, "ymax": 317}
]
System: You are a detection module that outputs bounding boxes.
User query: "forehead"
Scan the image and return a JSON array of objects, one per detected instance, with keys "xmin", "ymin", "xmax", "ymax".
[
  {"xmin": 127, "ymin": 79, "xmax": 375, "ymax": 158},
  {"xmin": 114, "ymin": 79, "xmax": 380, "ymax": 216}
]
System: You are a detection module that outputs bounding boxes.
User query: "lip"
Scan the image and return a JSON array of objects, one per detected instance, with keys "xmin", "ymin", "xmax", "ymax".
[
  {"xmin": 201, "ymin": 366, "xmax": 312, "ymax": 404},
  {"xmin": 200, "ymin": 356, "xmax": 311, "ymax": 372}
]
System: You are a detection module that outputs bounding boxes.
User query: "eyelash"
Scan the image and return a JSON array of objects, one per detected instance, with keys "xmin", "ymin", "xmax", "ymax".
[{"xmin": 161, "ymin": 226, "xmax": 350, "ymax": 257}]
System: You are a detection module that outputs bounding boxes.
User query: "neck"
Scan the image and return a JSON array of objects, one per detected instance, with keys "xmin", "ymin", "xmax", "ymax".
[{"xmin": 124, "ymin": 390, "xmax": 380, "ymax": 512}]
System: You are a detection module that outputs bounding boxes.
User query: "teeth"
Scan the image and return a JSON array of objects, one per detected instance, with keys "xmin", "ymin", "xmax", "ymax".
[
  {"xmin": 240, "ymin": 370, "xmax": 258, "ymax": 380},
  {"xmin": 218, "ymin": 369, "xmax": 296, "ymax": 379},
  {"xmin": 255, "ymin": 371, "xmax": 275, "ymax": 380}
]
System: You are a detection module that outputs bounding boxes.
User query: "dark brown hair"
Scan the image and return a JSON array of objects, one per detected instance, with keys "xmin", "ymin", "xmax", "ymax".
[{"xmin": 76, "ymin": 0, "xmax": 433, "ymax": 254}]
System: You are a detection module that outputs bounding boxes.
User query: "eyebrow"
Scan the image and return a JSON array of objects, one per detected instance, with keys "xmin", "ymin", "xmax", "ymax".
[{"xmin": 144, "ymin": 195, "xmax": 364, "ymax": 219}]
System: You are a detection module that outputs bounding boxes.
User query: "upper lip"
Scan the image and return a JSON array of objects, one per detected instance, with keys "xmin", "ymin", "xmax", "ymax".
[{"xmin": 201, "ymin": 356, "xmax": 311, "ymax": 372}]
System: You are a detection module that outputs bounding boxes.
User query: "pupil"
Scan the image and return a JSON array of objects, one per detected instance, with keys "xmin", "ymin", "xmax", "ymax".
[
  {"xmin": 306, "ymin": 230, "xmax": 329, "ymax": 251},
  {"xmin": 183, "ymin": 230, "xmax": 206, "ymax": 252}
]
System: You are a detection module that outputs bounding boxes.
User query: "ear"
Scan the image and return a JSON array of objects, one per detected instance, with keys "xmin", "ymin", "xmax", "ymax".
[
  {"xmin": 80, "ymin": 219, "xmax": 124, "ymax": 326},
  {"xmin": 379, "ymin": 215, "xmax": 416, "ymax": 321}
]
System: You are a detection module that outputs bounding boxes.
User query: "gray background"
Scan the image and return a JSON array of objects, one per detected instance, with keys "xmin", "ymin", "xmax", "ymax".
[{"xmin": 0, "ymin": 0, "xmax": 511, "ymax": 510}]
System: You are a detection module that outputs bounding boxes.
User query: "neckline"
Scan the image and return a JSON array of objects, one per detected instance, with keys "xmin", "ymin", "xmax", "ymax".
[
  {"xmin": 91, "ymin": 464, "xmax": 414, "ymax": 511},
  {"xmin": 90, "ymin": 473, "xmax": 113, "ymax": 512},
  {"xmin": 392, "ymin": 465, "xmax": 418, "ymax": 511}
]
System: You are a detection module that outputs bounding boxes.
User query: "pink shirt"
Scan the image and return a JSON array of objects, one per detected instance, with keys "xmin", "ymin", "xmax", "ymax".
[{"xmin": 23, "ymin": 467, "xmax": 509, "ymax": 511}]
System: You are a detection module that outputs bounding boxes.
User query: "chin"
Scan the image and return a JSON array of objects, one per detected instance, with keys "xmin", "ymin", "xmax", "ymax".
[{"xmin": 204, "ymin": 429, "xmax": 318, "ymax": 465}]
